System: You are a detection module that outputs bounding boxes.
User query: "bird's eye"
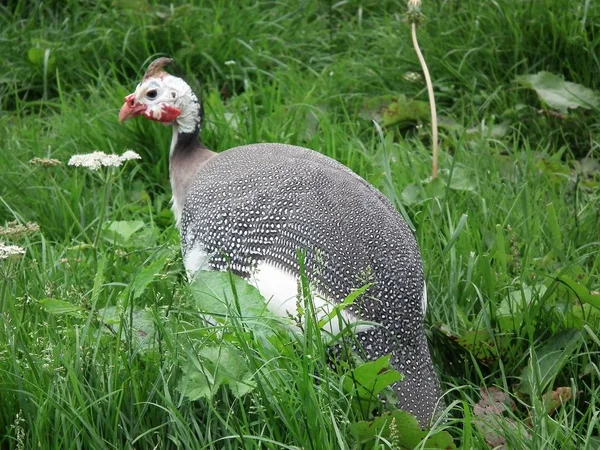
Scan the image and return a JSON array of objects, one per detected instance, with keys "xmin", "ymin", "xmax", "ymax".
[{"xmin": 146, "ymin": 89, "xmax": 158, "ymax": 100}]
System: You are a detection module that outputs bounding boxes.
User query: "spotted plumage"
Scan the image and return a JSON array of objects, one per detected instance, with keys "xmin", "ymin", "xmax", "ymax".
[{"xmin": 119, "ymin": 57, "xmax": 441, "ymax": 427}]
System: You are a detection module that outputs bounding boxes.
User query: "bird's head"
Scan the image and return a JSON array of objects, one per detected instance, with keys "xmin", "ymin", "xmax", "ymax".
[{"xmin": 119, "ymin": 57, "xmax": 201, "ymax": 134}]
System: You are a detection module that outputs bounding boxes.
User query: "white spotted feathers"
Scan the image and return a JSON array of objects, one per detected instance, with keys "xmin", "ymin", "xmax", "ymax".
[{"xmin": 178, "ymin": 143, "xmax": 441, "ymax": 426}]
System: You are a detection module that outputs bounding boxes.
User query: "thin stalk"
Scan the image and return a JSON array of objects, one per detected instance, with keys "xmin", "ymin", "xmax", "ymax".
[
  {"xmin": 93, "ymin": 171, "xmax": 113, "ymax": 248},
  {"xmin": 411, "ymin": 22, "xmax": 439, "ymax": 179}
]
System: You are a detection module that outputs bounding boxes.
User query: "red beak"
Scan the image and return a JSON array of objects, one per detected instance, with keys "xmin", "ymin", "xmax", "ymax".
[{"xmin": 118, "ymin": 94, "xmax": 147, "ymax": 123}]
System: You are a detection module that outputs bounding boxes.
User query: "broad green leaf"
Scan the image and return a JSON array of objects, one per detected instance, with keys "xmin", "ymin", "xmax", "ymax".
[
  {"xmin": 102, "ymin": 220, "xmax": 145, "ymax": 244},
  {"xmin": 401, "ymin": 167, "xmax": 477, "ymax": 206},
  {"xmin": 557, "ymin": 275, "xmax": 600, "ymax": 310},
  {"xmin": 128, "ymin": 226, "xmax": 159, "ymax": 249},
  {"xmin": 496, "ymin": 286, "xmax": 545, "ymax": 331},
  {"xmin": 343, "ymin": 355, "xmax": 402, "ymax": 416},
  {"xmin": 131, "ymin": 253, "xmax": 171, "ymax": 300},
  {"xmin": 189, "ymin": 271, "xmax": 277, "ymax": 333},
  {"xmin": 351, "ymin": 410, "xmax": 456, "ymax": 449},
  {"xmin": 400, "ymin": 183, "xmax": 423, "ymax": 206},
  {"xmin": 423, "ymin": 175, "xmax": 446, "ymax": 199},
  {"xmin": 27, "ymin": 47, "xmax": 56, "ymax": 73},
  {"xmin": 519, "ymin": 329, "xmax": 582, "ymax": 395},
  {"xmin": 116, "ymin": 251, "xmax": 173, "ymax": 303},
  {"xmin": 178, "ymin": 345, "xmax": 256, "ymax": 400},
  {"xmin": 39, "ymin": 299, "xmax": 84, "ymax": 318},
  {"xmin": 456, "ymin": 329, "xmax": 499, "ymax": 361},
  {"xmin": 178, "ymin": 369, "xmax": 212, "ymax": 400},
  {"xmin": 535, "ymin": 157, "xmax": 571, "ymax": 186},
  {"xmin": 362, "ymin": 95, "xmax": 430, "ymax": 128},
  {"xmin": 97, "ymin": 306, "xmax": 159, "ymax": 352},
  {"xmin": 438, "ymin": 325, "xmax": 513, "ymax": 364},
  {"xmin": 437, "ymin": 115, "xmax": 463, "ymax": 131},
  {"xmin": 381, "ymin": 97, "xmax": 430, "ymax": 127},
  {"xmin": 466, "ymin": 121, "xmax": 510, "ymax": 139},
  {"xmin": 447, "ymin": 166, "xmax": 477, "ymax": 192},
  {"xmin": 516, "ymin": 71, "xmax": 600, "ymax": 114}
]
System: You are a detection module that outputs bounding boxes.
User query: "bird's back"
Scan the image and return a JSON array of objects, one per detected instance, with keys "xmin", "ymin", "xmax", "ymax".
[{"xmin": 180, "ymin": 143, "xmax": 423, "ymax": 320}]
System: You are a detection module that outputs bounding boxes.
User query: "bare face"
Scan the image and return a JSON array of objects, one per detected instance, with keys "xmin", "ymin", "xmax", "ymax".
[{"xmin": 118, "ymin": 75, "xmax": 182, "ymax": 124}]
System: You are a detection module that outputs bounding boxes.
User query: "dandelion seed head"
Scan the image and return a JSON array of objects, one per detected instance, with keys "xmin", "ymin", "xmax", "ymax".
[
  {"xmin": 408, "ymin": 0, "xmax": 422, "ymax": 11},
  {"xmin": 406, "ymin": 0, "xmax": 424, "ymax": 23}
]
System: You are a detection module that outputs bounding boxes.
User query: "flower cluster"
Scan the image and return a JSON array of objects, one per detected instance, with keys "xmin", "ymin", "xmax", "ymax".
[
  {"xmin": 29, "ymin": 157, "xmax": 62, "ymax": 167},
  {"xmin": 0, "ymin": 242, "xmax": 25, "ymax": 260},
  {"xmin": 0, "ymin": 221, "xmax": 40, "ymax": 238},
  {"xmin": 68, "ymin": 150, "xmax": 141, "ymax": 171},
  {"xmin": 403, "ymin": 71, "xmax": 423, "ymax": 83}
]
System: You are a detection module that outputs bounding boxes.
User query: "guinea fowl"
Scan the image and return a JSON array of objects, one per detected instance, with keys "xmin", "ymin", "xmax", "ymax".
[{"xmin": 119, "ymin": 57, "xmax": 441, "ymax": 427}]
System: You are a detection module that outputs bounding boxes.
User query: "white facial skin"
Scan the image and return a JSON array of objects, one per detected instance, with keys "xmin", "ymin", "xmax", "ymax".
[{"xmin": 128, "ymin": 75, "xmax": 200, "ymax": 134}]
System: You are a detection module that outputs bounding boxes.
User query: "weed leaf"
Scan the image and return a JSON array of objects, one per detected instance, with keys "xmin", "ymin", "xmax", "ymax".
[
  {"xmin": 343, "ymin": 355, "xmax": 401, "ymax": 416},
  {"xmin": 351, "ymin": 410, "xmax": 456, "ymax": 449},
  {"xmin": 519, "ymin": 329, "xmax": 582, "ymax": 395},
  {"xmin": 39, "ymin": 298, "xmax": 84, "ymax": 318},
  {"xmin": 516, "ymin": 71, "xmax": 600, "ymax": 113},
  {"xmin": 102, "ymin": 220, "xmax": 145, "ymax": 246},
  {"xmin": 362, "ymin": 95, "xmax": 430, "ymax": 128},
  {"xmin": 178, "ymin": 345, "xmax": 255, "ymax": 400},
  {"xmin": 557, "ymin": 275, "xmax": 600, "ymax": 310}
]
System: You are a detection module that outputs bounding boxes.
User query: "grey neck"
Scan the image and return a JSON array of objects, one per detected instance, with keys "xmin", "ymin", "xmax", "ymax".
[{"xmin": 169, "ymin": 126, "xmax": 216, "ymax": 226}]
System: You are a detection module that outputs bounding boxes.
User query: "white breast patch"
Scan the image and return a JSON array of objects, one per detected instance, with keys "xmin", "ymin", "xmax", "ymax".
[
  {"xmin": 183, "ymin": 246, "xmax": 371, "ymax": 335},
  {"xmin": 183, "ymin": 245, "xmax": 212, "ymax": 279}
]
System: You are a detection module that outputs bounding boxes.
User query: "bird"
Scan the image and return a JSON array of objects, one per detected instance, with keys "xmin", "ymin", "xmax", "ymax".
[{"xmin": 118, "ymin": 57, "xmax": 441, "ymax": 427}]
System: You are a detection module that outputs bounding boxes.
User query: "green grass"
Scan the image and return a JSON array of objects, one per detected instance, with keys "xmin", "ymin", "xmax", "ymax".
[{"xmin": 1, "ymin": 0, "xmax": 599, "ymax": 448}]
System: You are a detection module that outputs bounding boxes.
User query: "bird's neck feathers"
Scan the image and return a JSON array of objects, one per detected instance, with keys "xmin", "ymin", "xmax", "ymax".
[{"xmin": 169, "ymin": 88, "xmax": 215, "ymax": 227}]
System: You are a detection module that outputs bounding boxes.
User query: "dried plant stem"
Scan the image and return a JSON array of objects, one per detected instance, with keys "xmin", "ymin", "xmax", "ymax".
[{"xmin": 411, "ymin": 22, "xmax": 438, "ymax": 179}]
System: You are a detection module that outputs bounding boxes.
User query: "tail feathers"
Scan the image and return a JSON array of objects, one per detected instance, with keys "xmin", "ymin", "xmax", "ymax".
[
  {"xmin": 389, "ymin": 334, "xmax": 442, "ymax": 428},
  {"xmin": 355, "ymin": 327, "xmax": 442, "ymax": 428}
]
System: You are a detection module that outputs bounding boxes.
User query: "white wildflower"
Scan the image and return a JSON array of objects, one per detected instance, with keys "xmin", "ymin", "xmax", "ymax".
[
  {"xmin": 224, "ymin": 60, "xmax": 236, "ymax": 66},
  {"xmin": 68, "ymin": 151, "xmax": 104, "ymax": 170},
  {"xmin": 0, "ymin": 242, "xmax": 25, "ymax": 259},
  {"xmin": 68, "ymin": 150, "xmax": 141, "ymax": 170},
  {"xmin": 120, "ymin": 150, "xmax": 142, "ymax": 161},
  {"xmin": 102, "ymin": 154, "xmax": 123, "ymax": 167}
]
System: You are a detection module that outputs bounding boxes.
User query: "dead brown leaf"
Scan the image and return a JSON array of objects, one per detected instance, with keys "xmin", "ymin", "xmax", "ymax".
[
  {"xmin": 473, "ymin": 387, "xmax": 527, "ymax": 450},
  {"xmin": 543, "ymin": 387, "xmax": 572, "ymax": 416}
]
